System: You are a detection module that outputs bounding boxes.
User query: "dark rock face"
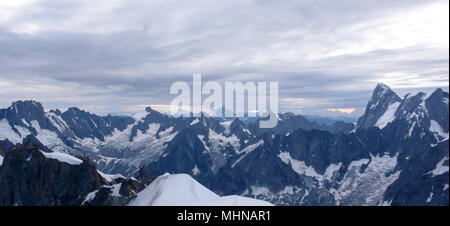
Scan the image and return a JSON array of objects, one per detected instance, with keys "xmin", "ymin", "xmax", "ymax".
[
  {"xmin": 385, "ymin": 140, "xmax": 449, "ymax": 206},
  {"xmin": 136, "ymin": 166, "xmax": 157, "ymax": 186},
  {"xmin": 0, "ymin": 100, "xmax": 71, "ymax": 146},
  {"xmin": 0, "ymin": 138, "xmax": 105, "ymax": 206},
  {"xmin": 61, "ymin": 107, "xmax": 135, "ymax": 142},
  {"xmin": 322, "ymin": 121, "xmax": 355, "ymax": 134},
  {"xmin": 212, "ymin": 141, "xmax": 304, "ymax": 195},
  {"xmin": 81, "ymin": 177, "xmax": 147, "ymax": 206},
  {"xmin": 145, "ymin": 127, "xmax": 216, "ymax": 186},
  {"xmin": 1, "ymin": 100, "xmax": 45, "ymax": 124},
  {"xmin": 117, "ymin": 177, "xmax": 146, "ymax": 197},
  {"xmin": 0, "ymin": 137, "xmax": 147, "ymax": 206},
  {"xmin": 249, "ymin": 113, "xmax": 321, "ymax": 135},
  {"xmin": 0, "ymin": 139, "xmax": 14, "ymax": 155}
]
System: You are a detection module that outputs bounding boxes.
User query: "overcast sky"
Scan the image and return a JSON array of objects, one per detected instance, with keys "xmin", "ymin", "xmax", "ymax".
[{"xmin": 0, "ymin": 0, "xmax": 448, "ymax": 118}]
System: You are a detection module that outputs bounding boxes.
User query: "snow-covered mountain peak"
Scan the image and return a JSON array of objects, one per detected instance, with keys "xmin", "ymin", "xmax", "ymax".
[
  {"xmin": 128, "ymin": 173, "xmax": 273, "ymax": 206},
  {"xmin": 375, "ymin": 82, "xmax": 392, "ymax": 93},
  {"xmin": 370, "ymin": 83, "xmax": 401, "ymax": 108},
  {"xmin": 356, "ymin": 84, "xmax": 402, "ymax": 130},
  {"xmin": 9, "ymin": 100, "xmax": 44, "ymax": 113},
  {"xmin": 356, "ymin": 86, "xmax": 448, "ymax": 144}
]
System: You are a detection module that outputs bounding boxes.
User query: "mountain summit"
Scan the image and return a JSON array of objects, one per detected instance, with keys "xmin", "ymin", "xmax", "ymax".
[{"xmin": 356, "ymin": 83, "xmax": 402, "ymax": 130}]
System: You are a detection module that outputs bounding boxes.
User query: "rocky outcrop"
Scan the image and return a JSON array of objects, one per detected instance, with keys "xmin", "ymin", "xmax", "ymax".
[
  {"xmin": 0, "ymin": 136, "xmax": 146, "ymax": 206},
  {"xmin": 0, "ymin": 137, "xmax": 104, "ymax": 205}
]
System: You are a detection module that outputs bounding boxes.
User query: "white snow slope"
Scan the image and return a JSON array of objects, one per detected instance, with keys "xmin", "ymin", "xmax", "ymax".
[
  {"xmin": 40, "ymin": 150, "xmax": 83, "ymax": 165},
  {"xmin": 128, "ymin": 173, "xmax": 273, "ymax": 206},
  {"xmin": 375, "ymin": 102, "xmax": 400, "ymax": 129}
]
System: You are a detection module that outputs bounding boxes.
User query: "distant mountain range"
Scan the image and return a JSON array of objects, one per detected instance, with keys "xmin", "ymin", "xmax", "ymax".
[
  {"xmin": 0, "ymin": 83, "xmax": 448, "ymax": 206},
  {"xmin": 303, "ymin": 115, "xmax": 357, "ymax": 125}
]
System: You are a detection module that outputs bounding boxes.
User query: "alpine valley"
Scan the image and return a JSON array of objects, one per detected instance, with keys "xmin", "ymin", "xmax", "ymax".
[{"xmin": 0, "ymin": 83, "xmax": 448, "ymax": 206}]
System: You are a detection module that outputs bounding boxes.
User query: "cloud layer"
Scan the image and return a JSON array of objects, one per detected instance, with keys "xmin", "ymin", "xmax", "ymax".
[{"xmin": 0, "ymin": 0, "xmax": 448, "ymax": 117}]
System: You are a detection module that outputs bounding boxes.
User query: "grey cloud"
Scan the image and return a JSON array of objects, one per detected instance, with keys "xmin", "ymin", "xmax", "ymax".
[{"xmin": 0, "ymin": 0, "xmax": 448, "ymax": 117}]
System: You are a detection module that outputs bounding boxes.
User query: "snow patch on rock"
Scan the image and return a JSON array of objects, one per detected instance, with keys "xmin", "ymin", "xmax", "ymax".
[
  {"xmin": 375, "ymin": 102, "xmax": 400, "ymax": 129},
  {"xmin": 427, "ymin": 155, "xmax": 449, "ymax": 177},
  {"xmin": 40, "ymin": 150, "xmax": 83, "ymax": 165},
  {"xmin": 429, "ymin": 120, "xmax": 449, "ymax": 141},
  {"xmin": 232, "ymin": 140, "xmax": 264, "ymax": 168}
]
